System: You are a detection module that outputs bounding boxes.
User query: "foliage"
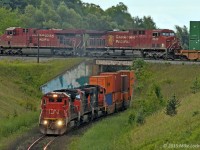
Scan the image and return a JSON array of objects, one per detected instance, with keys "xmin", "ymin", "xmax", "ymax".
[
  {"xmin": 131, "ymin": 59, "xmax": 151, "ymax": 92},
  {"xmin": 0, "ymin": 112, "xmax": 39, "ymax": 144},
  {"xmin": 128, "ymin": 113, "xmax": 135, "ymax": 125},
  {"xmin": 0, "ymin": 8, "xmax": 23, "ymax": 34},
  {"xmin": 175, "ymin": 25, "xmax": 189, "ymax": 49},
  {"xmin": 0, "ymin": 0, "xmax": 158, "ymax": 33},
  {"xmin": 133, "ymin": 16, "xmax": 156, "ymax": 29},
  {"xmin": 165, "ymin": 94, "xmax": 180, "ymax": 116},
  {"xmin": 190, "ymin": 77, "xmax": 200, "ymax": 94},
  {"xmin": 136, "ymin": 108, "xmax": 145, "ymax": 125}
]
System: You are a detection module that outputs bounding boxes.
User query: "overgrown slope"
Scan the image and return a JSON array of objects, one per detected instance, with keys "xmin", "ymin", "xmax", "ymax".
[{"xmin": 69, "ymin": 62, "xmax": 200, "ymax": 150}]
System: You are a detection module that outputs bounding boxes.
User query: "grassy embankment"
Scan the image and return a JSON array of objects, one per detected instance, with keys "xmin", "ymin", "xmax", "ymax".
[
  {"xmin": 0, "ymin": 57, "xmax": 84, "ymax": 149},
  {"xmin": 69, "ymin": 61, "xmax": 200, "ymax": 150}
]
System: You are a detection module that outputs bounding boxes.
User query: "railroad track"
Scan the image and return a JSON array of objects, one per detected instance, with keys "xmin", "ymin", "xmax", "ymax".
[{"xmin": 27, "ymin": 135, "xmax": 59, "ymax": 150}]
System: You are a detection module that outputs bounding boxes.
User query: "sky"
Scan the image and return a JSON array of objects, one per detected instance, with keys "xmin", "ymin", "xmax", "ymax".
[{"xmin": 81, "ymin": 0, "xmax": 199, "ymax": 30}]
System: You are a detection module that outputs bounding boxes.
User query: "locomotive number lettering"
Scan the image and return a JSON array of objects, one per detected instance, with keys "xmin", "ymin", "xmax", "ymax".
[
  {"xmin": 152, "ymin": 38, "xmax": 158, "ymax": 41},
  {"xmin": 116, "ymin": 35, "xmax": 128, "ymax": 39},
  {"xmin": 49, "ymin": 109, "xmax": 59, "ymax": 115},
  {"xmin": 129, "ymin": 36, "xmax": 135, "ymax": 39},
  {"xmin": 38, "ymin": 34, "xmax": 54, "ymax": 38},
  {"xmin": 39, "ymin": 38, "xmax": 50, "ymax": 41}
]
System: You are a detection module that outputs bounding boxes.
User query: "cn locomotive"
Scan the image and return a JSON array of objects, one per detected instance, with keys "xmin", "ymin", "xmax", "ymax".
[
  {"xmin": 0, "ymin": 27, "xmax": 182, "ymax": 59},
  {"xmin": 39, "ymin": 70, "xmax": 134, "ymax": 135}
]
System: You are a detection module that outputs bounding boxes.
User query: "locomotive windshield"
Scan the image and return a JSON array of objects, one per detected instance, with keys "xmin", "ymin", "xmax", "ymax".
[
  {"xmin": 48, "ymin": 97, "xmax": 62, "ymax": 103},
  {"xmin": 161, "ymin": 32, "xmax": 175, "ymax": 36}
]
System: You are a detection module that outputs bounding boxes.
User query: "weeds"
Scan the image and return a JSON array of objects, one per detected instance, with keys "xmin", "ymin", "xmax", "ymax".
[
  {"xmin": 191, "ymin": 77, "xmax": 200, "ymax": 94},
  {"xmin": 128, "ymin": 113, "xmax": 135, "ymax": 125},
  {"xmin": 136, "ymin": 109, "xmax": 145, "ymax": 125}
]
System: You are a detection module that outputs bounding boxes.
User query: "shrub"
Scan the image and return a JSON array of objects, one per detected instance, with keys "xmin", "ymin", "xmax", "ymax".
[
  {"xmin": 136, "ymin": 109, "xmax": 145, "ymax": 125},
  {"xmin": 128, "ymin": 113, "xmax": 135, "ymax": 125},
  {"xmin": 165, "ymin": 94, "xmax": 180, "ymax": 116},
  {"xmin": 192, "ymin": 111, "xmax": 199, "ymax": 117},
  {"xmin": 154, "ymin": 84, "xmax": 164, "ymax": 104},
  {"xmin": 191, "ymin": 77, "xmax": 200, "ymax": 94}
]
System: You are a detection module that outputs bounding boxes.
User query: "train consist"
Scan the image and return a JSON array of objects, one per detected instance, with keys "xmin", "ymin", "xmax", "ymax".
[
  {"xmin": 0, "ymin": 27, "xmax": 183, "ymax": 59},
  {"xmin": 39, "ymin": 70, "xmax": 134, "ymax": 135},
  {"xmin": 2, "ymin": 23, "xmax": 200, "ymax": 60}
]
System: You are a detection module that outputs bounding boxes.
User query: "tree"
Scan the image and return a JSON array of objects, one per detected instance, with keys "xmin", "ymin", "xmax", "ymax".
[
  {"xmin": 43, "ymin": 20, "xmax": 60, "ymax": 28},
  {"xmin": 165, "ymin": 95, "xmax": 180, "ymax": 116},
  {"xmin": 175, "ymin": 25, "xmax": 189, "ymax": 49},
  {"xmin": 0, "ymin": 0, "xmax": 28, "ymax": 11},
  {"xmin": 142, "ymin": 16, "xmax": 156, "ymax": 29},
  {"xmin": 0, "ymin": 8, "xmax": 23, "ymax": 34},
  {"xmin": 34, "ymin": 9, "xmax": 45, "ymax": 28},
  {"xmin": 21, "ymin": 5, "xmax": 36, "ymax": 27},
  {"xmin": 105, "ymin": 2, "xmax": 132, "ymax": 28}
]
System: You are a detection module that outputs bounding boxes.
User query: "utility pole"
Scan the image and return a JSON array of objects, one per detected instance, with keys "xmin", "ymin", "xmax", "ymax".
[{"xmin": 37, "ymin": 33, "xmax": 39, "ymax": 63}]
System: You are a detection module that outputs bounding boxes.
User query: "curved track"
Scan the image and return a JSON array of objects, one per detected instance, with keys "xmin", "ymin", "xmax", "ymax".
[{"xmin": 27, "ymin": 135, "xmax": 59, "ymax": 150}]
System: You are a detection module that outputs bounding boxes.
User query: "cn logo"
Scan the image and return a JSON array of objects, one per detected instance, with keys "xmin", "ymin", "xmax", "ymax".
[{"xmin": 49, "ymin": 109, "xmax": 59, "ymax": 115}]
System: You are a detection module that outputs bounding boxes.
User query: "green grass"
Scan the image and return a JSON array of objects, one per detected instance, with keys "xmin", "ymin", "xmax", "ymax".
[
  {"xmin": 0, "ymin": 57, "xmax": 84, "ymax": 149},
  {"xmin": 69, "ymin": 63, "xmax": 200, "ymax": 150}
]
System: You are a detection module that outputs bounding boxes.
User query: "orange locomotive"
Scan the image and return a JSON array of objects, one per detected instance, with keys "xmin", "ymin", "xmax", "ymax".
[{"xmin": 39, "ymin": 70, "xmax": 134, "ymax": 135}]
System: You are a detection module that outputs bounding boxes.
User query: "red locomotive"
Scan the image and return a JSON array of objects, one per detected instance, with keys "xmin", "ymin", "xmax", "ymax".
[
  {"xmin": 0, "ymin": 27, "xmax": 181, "ymax": 58},
  {"xmin": 39, "ymin": 70, "xmax": 134, "ymax": 135},
  {"xmin": 0, "ymin": 27, "xmax": 106, "ymax": 56},
  {"xmin": 106, "ymin": 29, "xmax": 181, "ymax": 58}
]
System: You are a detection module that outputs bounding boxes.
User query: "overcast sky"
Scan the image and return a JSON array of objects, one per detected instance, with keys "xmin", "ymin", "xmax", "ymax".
[{"xmin": 81, "ymin": 0, "xmax": 199, "ymax": 30}]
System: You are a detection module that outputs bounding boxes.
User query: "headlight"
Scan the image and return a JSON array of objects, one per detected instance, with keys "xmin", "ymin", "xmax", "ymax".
[
  {"xmin": 43, "ymin": 120, "xmax": 48, "ymax": 125},
  {"xmin": 57, "ymin": 120, "xmax": 63, "ymax": 126},
  {"xmin": 53, "ymin": 94, "xmax": 58, "ymax": 98}
]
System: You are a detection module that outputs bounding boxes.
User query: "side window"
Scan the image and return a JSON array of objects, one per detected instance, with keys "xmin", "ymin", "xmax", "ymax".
[
  {"xmin": 133, "ymin": 31, "xmax": 137, "ymax": 35},
  {"xmin": 139, "ymin": 31, "xmax": 145, "ymax": 35},
  {"xmin": 64, "ymin": 100, "xmax": 67, "ymax": 105},
  {"xmin": 43, "ymin": 99, "xmax": 46, "ymax": 105},
  {"xmin": 153, "ymin": 32, "xmax": 157, "ymax": 37},
  {"xmin": 23, "ymin": 28, "xmax": 29, "ymax": 33}
]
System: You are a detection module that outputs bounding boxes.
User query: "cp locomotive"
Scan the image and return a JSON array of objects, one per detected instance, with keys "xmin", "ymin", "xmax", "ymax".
[
  {"xmin": 39, "ymin": 70, "xmax": 134, "ymax": 135},
  {"xmin": 0, "ymin": 27, "xmax": 181, "ymax": 59}
]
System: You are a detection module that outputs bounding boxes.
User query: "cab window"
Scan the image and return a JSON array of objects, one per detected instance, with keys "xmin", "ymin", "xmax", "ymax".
[
  {"xmin": 56, "ymin": 98, "xmax": 62, "ymax": 102},
  {"xmin": 153, "ymin": 32, "xmax": 160, "ymax": 37},
  {"xmin": 170, "ymin": 32, "xmax": 175, "ymax": 36},
  {"xmin": 49, "ymin": 98, "xmax": 54, "ymax": 102},
  {"xmin": 7, "ymin": 30, "xmax": 13, "ymax": 35}
]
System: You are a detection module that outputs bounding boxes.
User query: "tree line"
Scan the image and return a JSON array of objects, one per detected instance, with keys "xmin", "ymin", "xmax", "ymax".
[{"xmin": 0, "ymin": 0, "xmax": 188, "ymax": 48}]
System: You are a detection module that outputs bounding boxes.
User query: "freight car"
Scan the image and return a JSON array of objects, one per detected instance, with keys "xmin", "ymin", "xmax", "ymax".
[
  {"xmin": 39, "ymin": 70, "xmax": 134, "ymax": 135},
  {"xmin": 0, "ymin": 27, "xmax": 182, "ymax": 59},
  {"xmin": 174, "ymin": 21, "xmax": 200, "ymax": 60}
]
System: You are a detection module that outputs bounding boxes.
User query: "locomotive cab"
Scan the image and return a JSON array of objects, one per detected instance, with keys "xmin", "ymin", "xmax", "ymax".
[
  {"xmin": 155, "ymin": 29, "xmax": 179, "ymax": 49},
  {"xmin": 39, "ymin": 92, "xmax": 70, "ymax": 135}
]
